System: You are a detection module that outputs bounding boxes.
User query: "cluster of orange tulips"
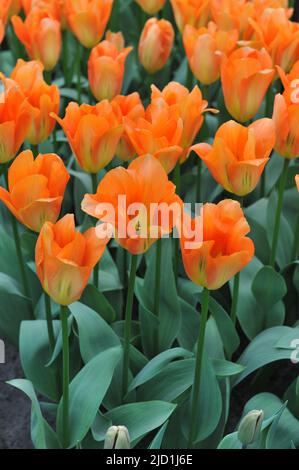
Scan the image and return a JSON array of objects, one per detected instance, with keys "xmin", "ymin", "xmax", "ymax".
[{"xmin": 0, "ymin": 0, "xmax": 298, "ymax": 451}]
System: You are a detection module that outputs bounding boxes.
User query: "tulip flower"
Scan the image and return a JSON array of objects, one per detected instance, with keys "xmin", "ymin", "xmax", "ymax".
[
  {"xmin": 179, "ymin": 199, "xmax": 254, "ymax": 290},
  {"xmin": 135, "ymin": 0, "xmax": 166, "ymax": 14},
  {"xmin": 191, "ymin": 119, "xmax": 276, "ymax": 196},
  {"xmin": 65, "ymin": 0, "xmax": 113, "ymax": 48},
  {"xmin": 82, "ymin": 154, "xmax": 182, "ymax": 254},
  {"xmin": 124, "ymin": 98, "xmax": 183, "ymax": 174},
  {"xmin": 211, "ymin": 0, "xmax": 254, "ymax": 38},
  {"xmin": 12, "ymin": 10, "xmax": 61, "ymax": 71},
  {"xmin": 170, "ymin": 0, "xmax": 211, "ymax": 32},
  {"xmin": 88, "ymin": 31, "xmax": 132, "ymax": 102},
  {"xmin": 249, "ymin": 8, "xmax": 299, "ymax": 72},
  {"xmin": 21, "ymin": 0, "xmax": 66, "ymax": 24},
  {"xmin": 151, "ymin": 82, "xmax": 216, "ymax": 161},
  {"xmin": 221, "ymin": 46, "xmax": 275, "ymax": 123},
  {"xmin": 296, "ymin": 175, "xmax": 299, "ymax": 192},
  {"xmin": 138, "ymin": 18, "xmax": 174, "ymax": 74},
  {"xmin": 111, "ymin": 93, "xmax": 145, "ymax": 162},
  {"xmin": 0, "ymin": 78, "xmax": 32, "ymax": 164},
  {"xmin": 52, "ymin": 100, "xmax": 123, "ymax": 173},
  {"xmin": 183, "ymin": 22, "xmax": 238, "ymax": 85},
  {"xmin": 0, "ymin": 150, "xmax": 70, "ymax": 232},
  {"xmin": 10, "ymin": 59, "xmax": 60, "ymax": 145},
  {"xmin": 0, "ymin": 0, "xmax": 11, "ymax": 43},
  {"xmin": 238, "ymin": 410, "xmax": 264, "ymax": 447},
  {"xmin": 35, "ymin": 213, "xmax": 109, "ymax": 305},
  {"xmin": 8, "ymin": 0, "xmax": 21, "ymax": 17}
]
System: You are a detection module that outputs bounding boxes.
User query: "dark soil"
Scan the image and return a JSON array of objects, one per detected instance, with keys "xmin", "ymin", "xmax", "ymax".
[{"xmin": 0, "ymin": 339, "xmax": 33, "ymax": 449}]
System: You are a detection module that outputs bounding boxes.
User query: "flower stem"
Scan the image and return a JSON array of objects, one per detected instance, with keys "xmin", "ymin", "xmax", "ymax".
[
  {"xmin": 91, "ymin": 172, "xmax": 99, "ymax": 288},
  {"xmin": 230, "ymin": 272, "xmax": 240, "ymax": 326},
  {"xmin": 122, "ymin": 254, "xmax": 137, "ymax": 397},
  {"xmin": 292, "ymin": 212, "xmax": 299, "ymax": 260},
  {"xmin": 188, "ymin": 288, "xmax": 210, "ymax": 448},
  {"xmin": 63, "ymin": 30, "xmax": 70, "ymax": 87},
  {"xmin": 76, "ymin": 42, "xmax": 82, "ymax": 103},
  {"xmin": 154, "ymin": 238, "xmax": 162, "ymax": 351},
  {"xmin": 269, "ymin": 159, "xmax": 290, "ymax": 267},
  {"xmin": 60, "ymin": 305, "xmax": 70, "ymax": 449},
  {"xmin": 31, "ymin": 144, "xmax": 39, "ymax": 157},
  {"xmin": 173, "ymin": 163, "xmax": 181, "ymax": 283},
  {"xmin": 44, "ymin": 294, "xmax": 55, "ymax": 352},
  {"xmin": 10, "ymin": 214, "xmax": 31, "ymax": 302},
  {"xmin": 196, "ymin": 158, "xmax": 202, "ymax": 203}
]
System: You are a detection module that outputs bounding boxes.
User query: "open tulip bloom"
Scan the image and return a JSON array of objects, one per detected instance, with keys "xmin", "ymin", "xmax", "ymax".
[{"xmin": 0, "ymin": 0, "xmax": 299, "ymax": 453}]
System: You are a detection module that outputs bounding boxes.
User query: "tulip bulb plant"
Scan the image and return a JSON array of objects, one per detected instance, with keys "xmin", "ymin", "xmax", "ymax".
[{"xmin": 0, "ymin": 0, "xmax": 298, "ymax": 452}]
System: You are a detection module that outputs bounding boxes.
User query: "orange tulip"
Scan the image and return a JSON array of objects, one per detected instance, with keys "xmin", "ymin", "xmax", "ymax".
[
  {"xmin": 249, "ymin": 8, "xmax": 299, "ymax": 72},
  {"xmin": 82, "ymin": 154, "xmax": 181, "ymax": 254},
  {"xmin": 8, "ymin": 0, "xmax": 21, "ymax": 17},
  {"xmin": 0, "ymin": 0, "xmax": 10, "ymax": 43},
  {"xmin": 10, "ymin": 59, "xmax": 60, "ymax": 145},
  {"xmin": 52, "ymin": 101, "xmax": 123, "ymax": 173},
  {"xmin": 170, "ymin": 0, "xmax": 211, "ymax": 32},
  {"xmin": 0, "ymin": 78, "xmax": 32, "ymax": 164},
  {"xmin": 35, "ymin": 213, "xmax": 108, "ymax": 305},
  {"xmin": 135, "ymin": 0, "xmax": 166, "ymax": 14},
  {"xmin": 65, "ymin": 0, "xmax": 113, "ymax": 48},
  {"xmin": 88, "ymin": 31, "xmax": 132, "ymax": 102},
  {"xmin": 0, "ymin": 150, "xmax": 69, "ymax": 232},
  {"xmin": 125, "ymin": 98, "xmax": 183, "ymax": 174},
  {"xmin": 191, "ymin": 119, "xmax": 276, "ymax": 196},
  {"xmin": 138, "ymin": 18, "xmax": 174, "ymax": 74},
  {"xmin": 12, "ymin": 10, "xmax": 61, "ymax": 71},
  {"xmin": 183, "ymin": 22, "xmax": 238, "ymax": 85},
  {"xmin": 211, "ymin": 0, "xmax": 254, "ymax": 37},
  {"xmin": 111, "ymin": 93, "xmax": 145, "ymax": 162},
  {"xmin": 21, "ymin": 0, "xmax": 66, "ymax": 24},
  {"xmin": 179, "ymin": 199, "xmax": 254, "ymax": 290},
  {"xmin": 221, "ymin": 46, "xmax": 275, "ymax": 123},
  {"xmin": 296, "ymin": 175, "xmax": 299, "ymax": 192},
  {"xmin": 272, "ymin": 94, "xmax": 299, "ymax": 159},
  {"xmin": 150, "ymin": 82, "xmax": 215, "ymax": 161}
]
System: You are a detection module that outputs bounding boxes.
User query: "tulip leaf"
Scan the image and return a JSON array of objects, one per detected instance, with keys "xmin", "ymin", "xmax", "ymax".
[
  {"xmin": 20, "ymin": 320, "xmax": 61, "ymax": 401},
  {"xmin": 233, "ymin": 326, "xmax": 298, "ymax": 385},
  {"xmin": 7, "ymin": 379, "xmax": 59, "ymax": 449},
  {"xmin": 148, "ymin": 421, "xmax": 169, "ymax": 449},
  {"xmin": 69, "ymin": 302, "xmax": 120, "ymax": 363},
  {"xmin": 217, "ymin": 432, "xmax": 242, "ymax": 449},
  {"xmin": 104, "ymin": 401, "xmax": 177, "ymax": 444},
  {"xmin": 252, "ymin": 266, "xmax": 287, "ymax": 311},
  {"xmin": 212, "ymin": 359, "xmax": 245, "ymax": 377},
  {"xmin": 57, "ymin": 345, "xmax": 122, "ymax": 448},
  {"xmin": 80, "ymin": 284, "xmax": 116, "ymax": 323},
  {"xmin": 267, "ymin": 191, "xmax": 293, "ymax": 268}
]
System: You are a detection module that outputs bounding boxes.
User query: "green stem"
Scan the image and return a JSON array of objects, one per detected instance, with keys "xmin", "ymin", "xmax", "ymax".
[
  {"xmin": 122, "ymin": 254, "xmax": 138, "ymax": 397},
  {"xmin": 186, "ymin": 65, "xmax": 194, "ymax": 91},
  {"xmin": 10, "ymin": 214, "xmax": 31, "ymax": 302},
  {"xmin": 60, "ymin": 305, "xmax": 70, "ymax": 449},
  {"xmin": 173, "ymin": 164, "xmax": 181, "ymax": 283},
  {"xmin": 31, "ymin": 144, "xmax": 39, "ymax": 157},
  {"xmin": 44, "ymin": 294, "xmax": 55, "ymax": 352},
  {"xmin": 91, "ymin": 173, "xmax": 99, "ymax": 288},
  {"xmin": 260, "ymin": 171, "xmax": 266, "ymax": 198},
  {"xmin": 230, "ymin": 272, "xmax": 240, "ymax": 326},
  {"xmin": 44, "ymin": 71, "xmax": 52, "ymax": 85},
  {"xmin": 76, "ymin": 42, "xmax": 82, "ymax": 103},
  {"xmin": 196, "ymin": 158, "xmax": 202, "ymax": 202},
  {"xmin": 63, "ymin": 30, "xmax": 70, "ymax": 87},
  {"xmin": 269, "ymin": 159, "xmax": 290, "ymax": 267},
  {"xmin": 188, "ymin": 288, "xmax": 210, "ymax": 448},
  {"xmin": 291, "ymin": 212, "xmax": 299, "ymax": 260},
  {"xmin": 154, "ymin": 238, "xmax": 162, "ymax": 351}
]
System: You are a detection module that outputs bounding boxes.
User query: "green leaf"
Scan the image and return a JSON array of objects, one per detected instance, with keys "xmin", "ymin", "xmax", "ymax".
[
  {"xmin": 20, "ymin": 320, "xmax": 60, "ymax": 401},
  {"xmin": 148, "ymin": 421, "xmax": 169, "ymax": 449},
  {"xmin": 104, "ymin": 401, "xmax": 176, "ymax": 444},
  {"xmin": 212, "ymin": 359, "xmax": 245, "ymax": 377},
  {"xmin": 233, "ymin": 326, "xmax": 297, "ymax": 385},
  {"xmin": 91, "ymin": 412, "xmax": 112, "ymax": 442},
  {"xmin": 80, "ymin": 284, "xmax": 116, "ymax": 323},
  {"xmin": 99, "ymin": 248, "xmax": 123, "ymax": 292},
  {"xmin": 57, "ymin": 346, "xmax": 122, "ymax": 448},
  {"xmin": 69, "ymin": 302, "xmax": 120, "ymax": 363},
  {"xmin": 252, "ymin": 266, "xmax": 287, "ymax": 311},
  {"xmin": 128, "ymin": 348, "xmax": 193, "ymax": 392},
  {"xmin": 217, "ymin": 432, "xmax": 242, "ymax": 449},
  {"xmin": 7, "ymin": 379, "xmax": 59, "ymax": 449}
]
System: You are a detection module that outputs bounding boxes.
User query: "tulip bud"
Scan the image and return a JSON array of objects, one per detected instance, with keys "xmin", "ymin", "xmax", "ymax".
[
  {"xmin": 135, "ymin": 0, "xmax": 166, "ymax": 15},
  {"xmin": 104, "ymin": 426, "xmax": 130, "ymax": 449},
  {"xmin": 238, "ymin": 410, "xmax": 264, "ymax": 447},
  {"xmin": 138, "ymin": 18, "xmax": 174, "ymax": 74}
]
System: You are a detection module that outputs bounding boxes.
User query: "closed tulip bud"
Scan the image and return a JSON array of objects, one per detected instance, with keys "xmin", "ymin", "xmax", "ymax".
[
  {"xmin": 111, "ymin": 92, "xmax": 145, "ymax": 162},
  {"xmin": 192, "ymin": 119, "xmax": 276, "ymax": 196},
  {"xmin": 221, "ymin": 46, "xmax": 275, "ymax": 123},
  {"xmin": 52, "ymin": 101, "xmax": 123, "ymax": 173},
  {"xmin": 10, "ymin": 59, "xmax": 60, "ymax": 145},
  {"xmin": 238, "ymin": 410, "xmax": 264, "ymax": 446},
  {"xmin": 0, "ymin": 77, "xmax": 32, "ymax": 164},
  {"xmin": 179, "ymin": 199, "xmax": 254, "ymax": 290},
  {"xmin": 0, "ymin": 150, "xmax": 70, "ymax": 232},
  {"xmin": 139, "ymin": 18, "xmax": 174, "ymax": 74},
  {"xmin": 35, "ymin": 214, "xmax": 109, "ymax": 305},
  {"xmin": 12, "ymin": 10, "xmax": 61, "ymax": 71},
  {"xmin": 170, "ymin": 0, "xmax": 211, "ymax": 32},
  {"xmin": 65, "ymin": 0, "xmax": 113, "ymax": 48},
  {"xmin": 104, "ymin": 426, "xmax": 130, "ymax": 449},
  {"xmin": 135, "ymin": 0, "xmax": 166, "ymax": 15},
  {"xmin": 183, "ymin": 22, "xmax": 238, "ymax": 85},
  {"xmin": 88, "ymin": 31, "xmax": 132, "ymax": 102}
]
